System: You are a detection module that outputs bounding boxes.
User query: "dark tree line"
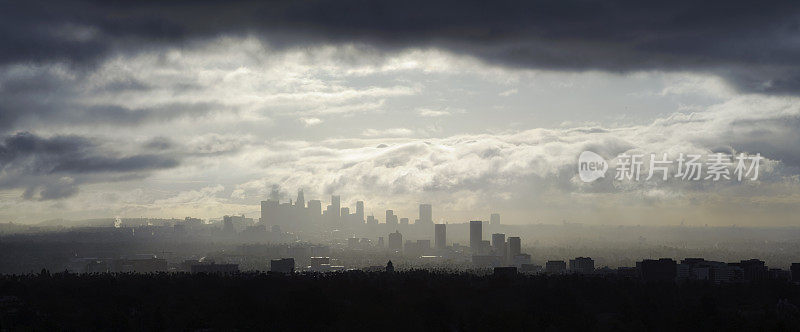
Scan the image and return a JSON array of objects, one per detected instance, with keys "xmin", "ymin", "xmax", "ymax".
[{"xmin": 1, "ymin": 271, "xmax": 799, "ymax": 331}]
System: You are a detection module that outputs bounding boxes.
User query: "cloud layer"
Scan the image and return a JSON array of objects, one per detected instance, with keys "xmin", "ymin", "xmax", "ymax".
[
  {"xmin": 1, "ymin": 5, "xmax": 800, "ymax": 225},
  {"xmin": 0, "ymin": 132, "xmax": 179, "ymax": 200},
  {"xmin": 3, "ymin": 1, "xmax": 800, "ymax": 94}
]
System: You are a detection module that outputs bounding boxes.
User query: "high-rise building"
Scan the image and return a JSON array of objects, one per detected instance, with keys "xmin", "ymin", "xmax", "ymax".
[
  {"xmin": 470, "ymin": 220, "xmax": 482, "ymax": 249},
  {"xmin": 260, "ymin": 200, "xmax": 268, "ymax": 223},
  {"xmin": 340, "ymin": 207, "xmax": 350, "ymax": 220},
  {"xmin": 545, "ymin": 260, "xmax": 567, "ymax": 274},
  {"xmin": 388, "ymin": 230, "xmax": 403, "ymax": 251},
  {"xmin": 490, "ymin": 213, "xmax": 500, "ymax": 225},
  {"xmin": 260, "ymin": 200, "xmax": 278, "ymax": 225},
  {"xmin": 739, "ymin": 259, "xmax": 768, "ymax": 281},
  {"xmin": 296, "ymin": 190, "xmax": 305, "ymax": 209},
  {"xmin": 435, "ymin": 224, "xmax": 446, "ymax": 249},
  {"xmin": 307, "ymin": 200, "xmax": 321, "ymax": 218},
  {"xmin": 508, "ymin": 237, "xmax": 521, "ymax": 258},
  {"xmin": 309, "ymin": 257, "xmax": 330, "ymax": 271},
  {"xmin": 400, "ymin": 217, "xmax": 409, "ymax": 225},
  {"xmin": 331, "ymin": 195, "xmax": 340, "ymax": 218},
  {"xmin": 492, "ymin": 233, "xmax": 506, "ymax": 257},
  {"xmin": 270, "ymin": 258, "xmax": 295, "ymax": 274},
  {"xmin": 386, "ymin": 210, "xmax": 398, "ymax": 226},
  {"xmin": 419, "ymin": 204, "xmax": 432, "ymax": 224},
  {"xmin": 355, "ymin": 201, "xmax": 365, "ymax": 224},
  {"xmin": 569, "ymin": 257, "xmax": 595, "ymax": 274}
]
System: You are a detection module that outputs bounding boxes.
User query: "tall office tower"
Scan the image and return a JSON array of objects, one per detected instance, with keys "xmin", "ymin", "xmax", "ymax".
[
  {"xmin": 388, "ymin": 230, "xmax": 403, "ymax": 251},
  {"xmin": 355, "ymin": 201, "xmax": 365, "ymax": 224},
  {"xmin": 307, "ymin": 200, "xmax": 322, "ymax": 217},
  {"xmin": 508, "ymin": 237, "xmax": 521, "ymax": 258},
  {"xmin": 325, "ymin": 204, "xmax": 335, "ymax": 220},
  {"xmin": 492, "ymin": 233, "xmax": 506, "ymax": 255},
  {"xmin": 331, "ymin": 195, "xmax": 341, "ymax": 218},
  {"xmin": 279, "ymin": 202, "xmax": 292, "ymax": 227},
  {"xmin": 400, "ymin": 217, "xmax": 409, "ymax": 225},
  {"xmin": 490, "ymin": 213, "xmax": 500, "ymax": 225},
  {"xmin": 386, "ymin": 210, "xmax": 398, "ymax": 226},
  {"xmin": 470, "ymin": 220, "xmax": 482, "ymax": 249},
  {"xmin": 261, "ymin": 200, "xmax": 278, "ymax": 225},
  {"xmin": 419, "ymin": 204, "xmax": 432, "ymax": 224},
  {"xmin": 296, "ymin": 190, "xmax": 305, "ymax": 209},
  {"xmin": 260, "ymin": 200, "xmax": 267, "ymax": 223},
  {"xmin": 435, "ymin": 224, "xmax": 447, "ymax": 249},
  {"xmin": 367, "ymin": 215, "xmax": 376, "ymax": 225},
  {"xmin": 341, "ymin": 207, "xmax": 350, "ymax": 220}
]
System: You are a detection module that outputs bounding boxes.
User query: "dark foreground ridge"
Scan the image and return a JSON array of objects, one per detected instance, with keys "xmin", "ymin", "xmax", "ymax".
[{"xmin": 2, "ymin": 271, "xmax": 800, "ymax": 331}]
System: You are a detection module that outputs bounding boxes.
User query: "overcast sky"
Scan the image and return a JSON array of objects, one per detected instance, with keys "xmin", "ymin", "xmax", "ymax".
[{"xmin": 2, "ymin": 0, "xmax": 800, "ymax": 225}]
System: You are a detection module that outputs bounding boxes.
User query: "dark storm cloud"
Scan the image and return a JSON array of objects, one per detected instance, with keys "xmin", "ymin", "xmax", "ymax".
[
  {"xmin": 724, "ymin": 115, "xmax": 800, "ymax": 168},
  {"xmin": 143, "ymin": 137, "xmax": 173, "ymax": 150},
  {"xmin": 3, "ymin": 0, "xmax": 800, "ymax": 93},
  {"xmin": 0, "ymin": 55, "xmax": 220, "ymax": 132},
  {"xmin": 0, "ymin": 132, "xmax": 180, "ymax": 199},
  {"xmin": 0, "ymin": 88, "xmax": 224, "ymax": 131},
  {"xmin": 0, "ymin": 132, "xmax": 179, "ymax": 174}
]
